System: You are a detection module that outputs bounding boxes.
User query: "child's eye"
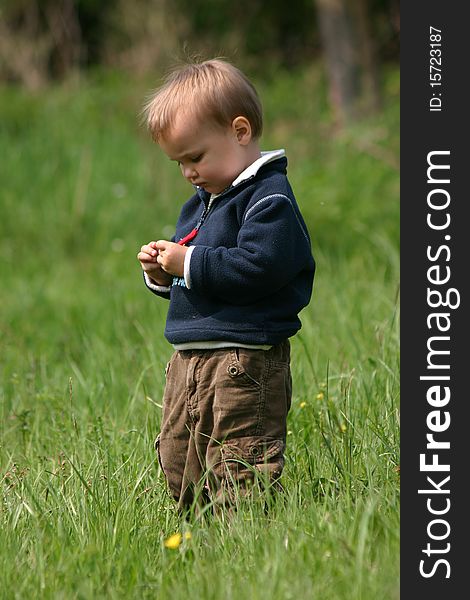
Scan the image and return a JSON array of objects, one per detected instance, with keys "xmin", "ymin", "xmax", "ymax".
[{"xmin": 175, "ymin": 155, "xmax": 202, "ymax": 167}]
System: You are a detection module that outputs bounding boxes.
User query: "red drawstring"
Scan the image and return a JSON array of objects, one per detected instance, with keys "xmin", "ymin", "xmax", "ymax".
[
  {"xmin": 177, "ymin": 204, "xmax": 210, "ymax": 245},
  {"xmin": 177, "ymin": 228, "xmax": 198, "ymax": 246}
]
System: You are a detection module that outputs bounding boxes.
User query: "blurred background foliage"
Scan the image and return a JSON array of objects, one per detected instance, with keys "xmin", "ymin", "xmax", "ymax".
[{"xmin": 0, "ymin": 0, "xmax": 399, "ymax": 124}]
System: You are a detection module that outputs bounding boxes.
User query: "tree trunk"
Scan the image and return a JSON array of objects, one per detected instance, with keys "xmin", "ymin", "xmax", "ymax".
[
  {"xmin": 349, "ymin": 0, "xmax": 381, "ymax": 113},
  {"xmin": 314, "ymin": 0, "xmax": 381, "ymax": 126},
  {"xmin": 315, "ymin": 0, "xmax": 358, "ymax": 125}
]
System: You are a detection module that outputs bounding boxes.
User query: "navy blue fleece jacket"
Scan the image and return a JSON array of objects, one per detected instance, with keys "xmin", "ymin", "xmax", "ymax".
[{"xmin": 145, "ymin": 156, "xmax": 315, "ymax": 345}]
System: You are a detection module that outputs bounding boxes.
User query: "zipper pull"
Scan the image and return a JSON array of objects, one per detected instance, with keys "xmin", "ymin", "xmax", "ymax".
[
  {"xmin": 177, "ymin": 228, "xmax": 198, "ymax": 246},
  {"xmin": 177, "ymin": 202, "xmax": 211, "ymax": 246}
]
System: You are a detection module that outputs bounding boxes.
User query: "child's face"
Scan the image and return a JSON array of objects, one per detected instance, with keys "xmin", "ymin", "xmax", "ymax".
[{"xmin": 159, "ymin": 112, "xmax": 254, "ymax": 195}]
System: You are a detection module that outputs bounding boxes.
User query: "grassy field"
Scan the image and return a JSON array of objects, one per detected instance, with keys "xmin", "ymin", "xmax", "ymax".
[{"xmin": 0, "ymin": 66, "xmax": 400, "ymax": 599}]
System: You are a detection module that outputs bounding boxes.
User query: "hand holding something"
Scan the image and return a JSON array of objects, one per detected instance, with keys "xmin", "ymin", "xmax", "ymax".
[
  {"xmin": 155, "ymin": 240, "xmax": 188, "ymax": 277},
  {"xmin": 137, "ymin": 241, "xmax": 173, "ymax": 286}
]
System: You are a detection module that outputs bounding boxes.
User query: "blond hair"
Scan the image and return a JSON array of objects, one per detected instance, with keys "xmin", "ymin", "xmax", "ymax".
[{"xmin": 143, "ymin": 59, "xmax": 263, "ymax": 141}]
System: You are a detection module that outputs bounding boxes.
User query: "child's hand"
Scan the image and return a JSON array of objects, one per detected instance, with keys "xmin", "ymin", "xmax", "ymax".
[
  {"xmin": 137, "ymin": 241, "xmax": 173, "ymax": 286},
  {"xmin": 155, "ymin": 240, "xmax": 188, "ymax": 277}
]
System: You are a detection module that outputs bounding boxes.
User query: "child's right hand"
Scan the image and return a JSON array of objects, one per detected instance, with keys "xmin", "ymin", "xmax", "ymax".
[{"xmin": 137, "ymin": 241, "xmax": 173, "ymax": 286}]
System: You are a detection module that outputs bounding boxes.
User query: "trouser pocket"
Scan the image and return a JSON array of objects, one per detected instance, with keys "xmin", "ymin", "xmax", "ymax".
[
  {"xmin": 221, "ymin": 436, "xmax": 285, "ymax": 478},
  {"xmin": 209, "ymin": 435, "xmax": 285, "ymax": 486}
]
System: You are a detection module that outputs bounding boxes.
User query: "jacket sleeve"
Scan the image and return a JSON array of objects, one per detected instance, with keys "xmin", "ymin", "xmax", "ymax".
[
  {"xmin": 188, "ymin": 193, "xmax": 312, "ymax": 305},
  {"xmin": 143, "ymin": 271, "xmax": 171, "ymax": 300}
]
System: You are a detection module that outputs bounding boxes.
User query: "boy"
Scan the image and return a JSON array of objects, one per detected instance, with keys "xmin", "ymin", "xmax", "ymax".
[{"xmin": 137, "ymin": 59, "xmax": 315, "ymax": 510}]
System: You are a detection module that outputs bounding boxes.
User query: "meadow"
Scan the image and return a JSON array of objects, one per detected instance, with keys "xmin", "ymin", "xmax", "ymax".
[{"xmin": 0, "ymin": 65, "xmax": 400, "ymax": 599}]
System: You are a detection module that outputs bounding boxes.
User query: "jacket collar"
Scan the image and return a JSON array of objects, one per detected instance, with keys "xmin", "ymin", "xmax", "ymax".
[{"xmin": 232, "ymin": 149, "xmax": 286, "ymax": 186}]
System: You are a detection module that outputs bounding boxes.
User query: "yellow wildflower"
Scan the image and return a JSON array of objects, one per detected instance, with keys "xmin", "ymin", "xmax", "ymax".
[
  {"xmin": 164, "ymin": 531, "xmax": 191, "ymax": 549},
  {"xmin": 164, "ymin": 533, "xmax": 182, "ymax": 549},
  {"xmin": 316, "ymin": 392, "xmax": 325, "ymax": 401},
  {"xmin": 300, "ymin": 401, "xmax": 307, "ymax": 409},
  {"xmin": 340, "ymin": 423, "xmax": 347, "ymax": 433}
]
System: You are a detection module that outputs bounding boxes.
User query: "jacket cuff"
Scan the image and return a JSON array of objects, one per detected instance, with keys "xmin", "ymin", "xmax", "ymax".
[{"xmin": 143, "ymin": 271, "xmax": 171, "ymax": 294}]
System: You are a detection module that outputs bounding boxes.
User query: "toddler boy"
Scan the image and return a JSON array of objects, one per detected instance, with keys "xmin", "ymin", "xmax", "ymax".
[{"xmin": 137, "ymin": 59, "xmax": 315, "ymax": 510}]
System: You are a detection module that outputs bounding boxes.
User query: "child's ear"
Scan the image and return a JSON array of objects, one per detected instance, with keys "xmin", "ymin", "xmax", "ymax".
[{"xmin": 232, "ymin": 116, "xmax": 252, "ymax": 145}]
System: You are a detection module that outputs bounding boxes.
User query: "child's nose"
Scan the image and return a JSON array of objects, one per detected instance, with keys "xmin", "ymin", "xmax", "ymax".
[{"xmin": 182, "ymin": 164, "xmax": 197, "ymax": 180}]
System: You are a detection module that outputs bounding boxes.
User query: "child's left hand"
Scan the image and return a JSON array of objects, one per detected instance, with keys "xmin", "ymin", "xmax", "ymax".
[{"xmin": 155, "ymin": 240, "xmax": 188, "ymax": 277}]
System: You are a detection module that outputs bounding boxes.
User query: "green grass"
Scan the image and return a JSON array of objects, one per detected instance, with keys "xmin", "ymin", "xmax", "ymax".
[{"xmin": 0, "ymin": 65, "xmax": 399, "ymax": 599}]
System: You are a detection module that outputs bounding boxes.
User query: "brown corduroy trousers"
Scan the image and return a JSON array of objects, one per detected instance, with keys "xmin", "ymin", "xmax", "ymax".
[{"xmin": 155, "ymin": 340, "xmax": 292, "ymax": 510}]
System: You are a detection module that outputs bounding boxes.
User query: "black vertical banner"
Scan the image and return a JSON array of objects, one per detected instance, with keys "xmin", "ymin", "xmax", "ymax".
[{"xmin": 401, "ymin": 3, "xmax": 469, "ymax": 598}]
